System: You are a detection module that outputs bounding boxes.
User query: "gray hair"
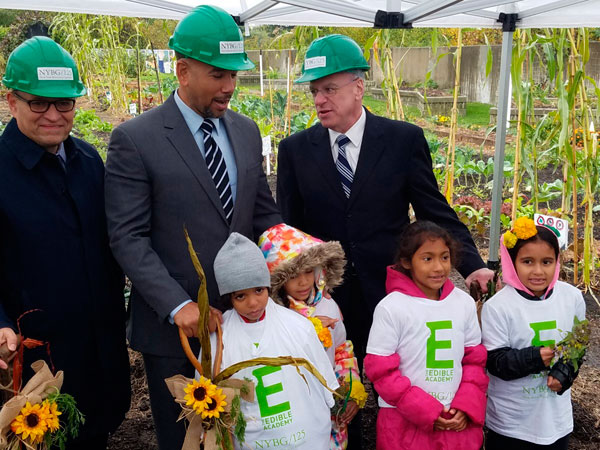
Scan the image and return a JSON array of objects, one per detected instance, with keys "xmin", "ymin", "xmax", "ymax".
[{"xmin": 345, "ymin": 69, "xmax": 366, "ymax": 80}]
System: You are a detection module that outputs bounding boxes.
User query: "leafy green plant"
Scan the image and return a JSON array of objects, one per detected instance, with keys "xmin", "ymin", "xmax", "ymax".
[
  {"xmin": 552, "ymin": 316, "xmax": 589, "ymax": 372},
  {"xmin": 72, "ymin": 108, "xmax": 113, "ymax": 160}
]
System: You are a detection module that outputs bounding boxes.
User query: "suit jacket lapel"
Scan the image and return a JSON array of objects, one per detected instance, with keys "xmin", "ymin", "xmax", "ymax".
[
  {"xmin": 162, "ymin": 95, "xmax": 229, "ymax": 226},
  {"xmin": 348, "ymin": 110, "xmax": 385, "ymax": 207},
  {"xmin": 222, "ymin": 110, "xmax": 247, "ymax": 228},
  {"xmin": 309, "ymin": 124, "xmax": 347, "ymax": 201}
]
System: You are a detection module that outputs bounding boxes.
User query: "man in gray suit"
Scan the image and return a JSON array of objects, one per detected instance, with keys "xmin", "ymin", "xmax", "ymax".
[{"xmin": 104, "ymin": 6, "xmax": 281, "ymax": 449}]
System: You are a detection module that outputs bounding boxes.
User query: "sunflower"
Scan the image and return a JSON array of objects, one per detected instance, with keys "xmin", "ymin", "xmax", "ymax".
[
  {"xmin": 184, "ymin": 377, "xmax": 218, "ymax": 415},
  {"xmin": 42, "ymin": 400, "xmax": 62, "ymax": 432},
  {"xmin": 201, "ymin": 388, "xmax": 227, "ymax": 419},
  {"xmin": 10, "ymin": 401, "xmax": 49, "ymax": 444}
]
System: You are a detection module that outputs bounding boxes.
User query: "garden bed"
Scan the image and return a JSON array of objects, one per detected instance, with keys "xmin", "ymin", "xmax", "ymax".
[{"xmin": 370, "ymin": 87, "xmax": 467, "ymax": 116}]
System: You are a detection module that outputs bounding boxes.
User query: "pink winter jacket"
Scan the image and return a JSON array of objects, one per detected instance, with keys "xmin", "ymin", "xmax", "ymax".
[{"xmin": 364, "ymin": 268, "xmax": 489, "ymax": 450}]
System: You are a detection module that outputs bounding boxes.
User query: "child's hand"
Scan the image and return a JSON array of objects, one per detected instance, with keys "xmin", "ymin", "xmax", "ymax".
[
  {"xmin": 336, "ymin": 400, "xmax": 359, "ymax": 426},
  {"xmin": 316, "ymin": 315, "xmax": 339, "ymax": 329},
  {"xmin": 444, "ymin": 409, "xmax": 468, "ymax": 431},
  {"xmin": 547, "ymin": 375, "xmax": 563, "ymax": 392},
  {"xmin": 433, "ymin": 408, "xmax": 453, "ymax": 431},
  {"xmin": 540, "ymin": 347, "xmax": 555, "ymax": 367},
  {"xmin": 208, "ymin": 306, "xmax": 224, "ymax": 333}
]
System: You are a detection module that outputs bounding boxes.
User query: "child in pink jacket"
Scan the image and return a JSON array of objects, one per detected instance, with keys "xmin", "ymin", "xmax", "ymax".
[{"xmin": 364, "ymin": 221, "xmax": 488, "ymax": 450}]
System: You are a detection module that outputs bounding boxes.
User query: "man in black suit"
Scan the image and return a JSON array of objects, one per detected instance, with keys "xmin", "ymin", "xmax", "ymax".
[
  {"xmin": 0, "ymin": 37, "xmax": 130, "ymax": 449},
  {"xmin": 278, "ymin": 34, "xmax": 494, "ymax": 364}
]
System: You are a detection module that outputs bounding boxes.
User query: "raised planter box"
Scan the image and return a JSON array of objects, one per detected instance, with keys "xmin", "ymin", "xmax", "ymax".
[
  {"xmin": 489, "ymin": 106, "xmax": 559, "ymax": 123},
  {"xmin": 237, "ymin": 75, "xmax": 376, "ymax": 93},
  {"xmin": 370, "ymin": 88, "xmax": 466, "ymax": 116}
]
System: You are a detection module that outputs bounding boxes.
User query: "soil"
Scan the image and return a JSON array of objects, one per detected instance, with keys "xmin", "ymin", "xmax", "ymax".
[{"xmin": 0, "ymin": 94, "xmax": 597, "ymax": 449}]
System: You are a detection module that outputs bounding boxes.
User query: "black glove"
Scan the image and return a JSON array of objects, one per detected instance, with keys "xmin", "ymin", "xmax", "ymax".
[{"xmin": 549, "ymin": 358, "xmax": 579, "ymax": 396}]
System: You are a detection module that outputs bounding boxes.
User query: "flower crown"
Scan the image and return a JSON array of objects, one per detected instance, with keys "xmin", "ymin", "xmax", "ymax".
[{"xmin": 503, "ymin": 216, "xmax": 538, "ymax": 249}]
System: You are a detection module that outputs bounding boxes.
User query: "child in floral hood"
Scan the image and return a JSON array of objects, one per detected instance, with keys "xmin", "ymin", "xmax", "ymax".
[{"xmin": 259, "ymin": 224, "xmax": 367, "ymax": 450}]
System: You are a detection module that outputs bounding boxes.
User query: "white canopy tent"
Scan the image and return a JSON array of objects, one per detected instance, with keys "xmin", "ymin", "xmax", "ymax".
[{"xmin": 2, "ymin": 0, "xmax": 600, "ymax": 267}]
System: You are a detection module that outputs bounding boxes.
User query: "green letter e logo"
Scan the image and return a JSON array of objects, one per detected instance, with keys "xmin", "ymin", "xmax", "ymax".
[
  {"xmin": 529, "ymin": 320, "xmax": 557, "ymax": 347},
  {"xmin": 252, "ymin": 366, "xmax": 290, "ymax": 418},
  {"xmin": 426, "ymin": 320, "xmax": 453, "ymax": 369}
]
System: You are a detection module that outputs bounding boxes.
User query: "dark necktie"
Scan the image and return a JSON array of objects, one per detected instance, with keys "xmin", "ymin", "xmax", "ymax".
[
  {"xmin": 200, "ymin": 119, "xmax": 233, "ymax": 223},
  {"xmin": 336, "ymin": 134, "xmax": 353, "ymax": 198}
]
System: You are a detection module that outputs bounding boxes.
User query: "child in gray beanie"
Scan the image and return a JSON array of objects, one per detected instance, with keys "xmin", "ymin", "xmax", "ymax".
[{"xmin": 207, "ymin": 232, "xmax": 339, "ymax": 448}]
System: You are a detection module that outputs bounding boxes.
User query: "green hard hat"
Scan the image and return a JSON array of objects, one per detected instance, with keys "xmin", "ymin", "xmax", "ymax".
[
  {"xmin": 3, "ymin": 36, "xmax": 86, "ymax": 98},
  {"xmin": 296, "ymin": 34, "xmax": 370, "ymax": 83},
  {"xmin": 169, "ymin": 5, "xmax": 255, "ymax": 71}
]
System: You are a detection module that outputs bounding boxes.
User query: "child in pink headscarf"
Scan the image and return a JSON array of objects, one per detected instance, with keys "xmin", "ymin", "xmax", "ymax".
[{"xmin": 482, "ymin": 217, "xmax": 586, "ymax": 450}]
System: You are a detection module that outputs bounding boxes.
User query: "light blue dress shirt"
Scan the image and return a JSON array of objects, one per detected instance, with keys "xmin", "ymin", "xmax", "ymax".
[
  {"xmin": 169, "ymin": 90, "xmax": 239, "ymax": 323},
  {"xmin": 173, "ymin": 89, "xmax": 237, "ymax": 203}
]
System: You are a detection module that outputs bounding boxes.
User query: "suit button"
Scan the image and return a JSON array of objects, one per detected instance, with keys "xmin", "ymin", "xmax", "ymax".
[
  {"xmin": 350, "ymin": 242, "xmax": 356, "ymax": 249},
  {"xmin": 346, "ymin": 213, "xmax": 352, "ymax": 219}
]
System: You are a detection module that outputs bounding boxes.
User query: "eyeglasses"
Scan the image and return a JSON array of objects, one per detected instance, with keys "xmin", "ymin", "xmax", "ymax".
[
  {"xmin": 308, "ymin": 77, "xmax": 359, "ymax": 99},
  {"xmin": 12, "ymin": 91, "xmax": 76, "ymax": 113}
]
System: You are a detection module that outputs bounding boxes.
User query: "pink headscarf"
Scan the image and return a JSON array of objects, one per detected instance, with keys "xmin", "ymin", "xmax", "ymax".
[{"xmin": 500, "ymin": 225, "xmax": 561, "ymax": 297}]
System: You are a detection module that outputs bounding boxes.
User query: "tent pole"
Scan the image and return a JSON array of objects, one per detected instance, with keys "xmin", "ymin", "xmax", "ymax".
[{"xmin": 488, "ymin": 28, "xmax": 514, "ymax": 269}]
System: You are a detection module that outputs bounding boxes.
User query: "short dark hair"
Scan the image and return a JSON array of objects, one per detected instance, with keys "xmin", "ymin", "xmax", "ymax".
[
  {"xmin": 507, "ymin": 226, "xmax": 559, "ymax": 263},
  {"xmin": 393, "ymin": 221, "xmax": 460, "ymax": 276}
]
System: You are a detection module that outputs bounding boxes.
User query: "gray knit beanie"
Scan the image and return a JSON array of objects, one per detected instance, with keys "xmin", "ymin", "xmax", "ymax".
[{"xmin": 214, "ymin": 232, "xmax": 271, "ymax": 295}]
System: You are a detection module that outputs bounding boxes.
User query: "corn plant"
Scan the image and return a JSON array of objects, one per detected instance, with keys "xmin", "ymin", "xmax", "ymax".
[
  {"xmin": 364, "ymin": 29, "xmax": 404, "ymax": 120},
  {"xmin": 52, "ymin": 13, "xmax": 135, "ymax": 113}
]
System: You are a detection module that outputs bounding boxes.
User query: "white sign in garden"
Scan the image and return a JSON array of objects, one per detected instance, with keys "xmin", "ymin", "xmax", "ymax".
[
  {"xmin": 262, "ymin": 136, "xmax": 272, "ymax": 175},
  {"xmin": 534, "ymin": 213, "xmax": 569, "ymax": 250}
]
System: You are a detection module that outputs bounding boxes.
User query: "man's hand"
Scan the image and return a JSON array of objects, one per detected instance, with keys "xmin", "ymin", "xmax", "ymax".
[
  {"xmin": 173, "ymin": 303, "xmax": 200, "ymax": 337},
  {"xmin": 0, "ymin": 327, "xmax": 18, "ymax": 370},
  {"xmin": 465, "ymin": 268, "xmax": 496, "ymax": 293}
]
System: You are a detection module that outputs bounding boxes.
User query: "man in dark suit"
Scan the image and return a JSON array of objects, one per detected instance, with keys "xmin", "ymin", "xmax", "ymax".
[
  {"xmin": 104, "ymin": 6, "xmax": 281, "ymax": 450},
  {"xmin": 0, "ymin": 37, "xmax": 130, "ymax": 449},
  {"xmin": 278, "ymin": 34, "xmax": 494, "ymax": 364}
]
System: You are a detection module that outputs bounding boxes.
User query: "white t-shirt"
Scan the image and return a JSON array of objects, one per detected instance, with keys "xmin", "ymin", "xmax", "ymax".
[
  {"xmin": 206, "ymin": 299, "xmax": 339, "ymax": 450},
  {"xmin": 313, "ymin": 297, "xmax": 347, "ymax": 366},
  {"xmin": 481, "ymin": 281, "xmax": 586, "ymax": 444},
  {"xmin": 367, "ymin": 288, "xmax": 481, "ymax": 408}
]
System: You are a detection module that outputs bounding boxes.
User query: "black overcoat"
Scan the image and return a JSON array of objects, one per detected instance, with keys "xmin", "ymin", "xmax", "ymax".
[
  {"xmin": 0, "ymin": 119, "xmax": 130, "ymax": 438},
  {"xmin": 277, "ymin": 109, "xmax": 486, "ymax": 316}
]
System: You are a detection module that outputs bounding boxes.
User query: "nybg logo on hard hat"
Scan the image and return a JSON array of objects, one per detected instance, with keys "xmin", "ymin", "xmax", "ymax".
[
  {"xmin": 37, "ymin": 67, "xmax": 74, "ymax": 81},
  {"xmin": 304, "ymin": 56, "xmax": 327, "ymax": 70},
  {"xmin": 219, "ymin": 41, "xmax": 244, "ymax": 54}
]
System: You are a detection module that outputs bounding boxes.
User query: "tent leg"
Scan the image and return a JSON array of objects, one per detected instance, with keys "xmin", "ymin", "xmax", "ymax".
[{"xmin": 488, "ymin": 30, "xmax": 514, "ymax": 269}]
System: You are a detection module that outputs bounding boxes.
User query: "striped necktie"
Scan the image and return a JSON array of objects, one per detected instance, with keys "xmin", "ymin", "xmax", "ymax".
[
  {"xmin": 336, "ymin": 134, "xmax": 353, "ymax": 198},
  {"xmin": 200, "ymin": 119, "xmax": 234, "ymax": 223}
]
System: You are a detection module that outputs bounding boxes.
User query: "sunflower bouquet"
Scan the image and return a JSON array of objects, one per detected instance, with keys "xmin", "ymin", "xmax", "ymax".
[
  {"xmin": 165, "ymin": 373, "xmax": 252, "ymax": 450},
  {"xmin": 0, "ymin": 360, "xmax": 84, "ymax": 450}
]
